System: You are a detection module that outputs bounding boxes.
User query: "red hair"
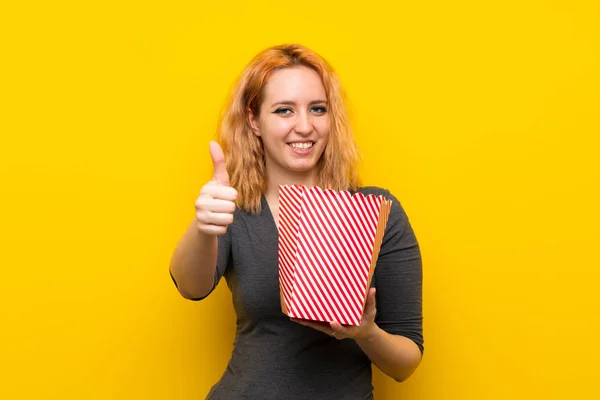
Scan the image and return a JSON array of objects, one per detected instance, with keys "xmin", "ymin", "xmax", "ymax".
[{"xmin": 218, "ymin": 44, "xmax": 361, "ymax": 214}]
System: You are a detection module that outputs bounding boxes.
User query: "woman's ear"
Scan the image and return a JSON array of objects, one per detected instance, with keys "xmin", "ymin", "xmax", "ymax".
[{"xmin": 248, "ymin": 109, "xmax": 261, "ymax": 137}]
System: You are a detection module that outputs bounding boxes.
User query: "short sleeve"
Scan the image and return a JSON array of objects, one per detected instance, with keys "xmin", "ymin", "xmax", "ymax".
[
  {"xmin": 373, "ymin": 189, "xmax": 424, "ymax": 354},
  {"xmin": 169, "ymin": 226, "xmax": 232, "ymax": 301}
]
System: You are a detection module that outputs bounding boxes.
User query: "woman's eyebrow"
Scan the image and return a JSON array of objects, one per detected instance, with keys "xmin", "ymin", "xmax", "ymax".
[{"xmin": 270, "ymin": 99, "xmax": 328, "ymax": 107}]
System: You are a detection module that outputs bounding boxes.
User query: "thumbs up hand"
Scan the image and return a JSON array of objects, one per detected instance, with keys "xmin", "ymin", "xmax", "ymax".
[{"xmin": 195, "ymin": 141, "xmax": 238, "ymax": 236}]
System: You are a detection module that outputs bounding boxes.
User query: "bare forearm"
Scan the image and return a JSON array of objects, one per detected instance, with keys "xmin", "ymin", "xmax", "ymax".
[
  {"xmin": 355, "ymin": 325, "xmax": 422, "ymax": 382},
  {"xmin": 169, "ymin": 219, "xmax": 218, "ymax": 299}
]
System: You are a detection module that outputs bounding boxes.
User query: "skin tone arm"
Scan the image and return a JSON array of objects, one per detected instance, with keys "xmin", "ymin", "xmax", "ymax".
[
  {"xmin": 169, "ymin": 221, "xmax": 218, "ymax": 299},
  {"xmin": 169, "ymin": 141, "xmax": 237, "ymax": 299},
  {"xmin": 292, "ymin": 288, "xmax": 423, "ymax": 382}
]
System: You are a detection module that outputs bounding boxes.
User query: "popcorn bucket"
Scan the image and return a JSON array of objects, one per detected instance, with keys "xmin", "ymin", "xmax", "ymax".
[{"xmin": 278, "ymin": 185, "xmax": 392, "ymax": 326}]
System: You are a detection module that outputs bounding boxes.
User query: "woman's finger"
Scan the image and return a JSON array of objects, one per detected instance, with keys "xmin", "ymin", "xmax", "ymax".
[
  {"xmin": 363, "ymin": 288, "xmax": 377, "ymax": 319},
  {"xmin": 205, "ymin": 198, "xmax": 236, "ymax": 213},
  {"xmin": 203, "ymin": 211, "xmax": 234, "ymax": 226},
  {"xmin": 291, "ymin": 319, "xmax": 333, "ymax": 335},
  {"xmin": 329, "ymin": 321, "xmax": 348, "ymax": 338}
]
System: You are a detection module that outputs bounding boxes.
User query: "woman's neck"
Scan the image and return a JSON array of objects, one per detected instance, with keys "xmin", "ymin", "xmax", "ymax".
[{"xmin": 264, "ymin": 166, "xmax": 318, "ymax": 201}]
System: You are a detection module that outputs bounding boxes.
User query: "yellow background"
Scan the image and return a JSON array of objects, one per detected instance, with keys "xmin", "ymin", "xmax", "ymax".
[{"xmin": 1, "ymin": 0, "xmax": 599, "ymax": 398}]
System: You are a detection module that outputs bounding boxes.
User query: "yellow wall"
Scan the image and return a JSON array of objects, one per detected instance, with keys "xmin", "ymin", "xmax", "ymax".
[{"xmin": 2, "ymin": 1, "xmax": 599, "ymax": 398}]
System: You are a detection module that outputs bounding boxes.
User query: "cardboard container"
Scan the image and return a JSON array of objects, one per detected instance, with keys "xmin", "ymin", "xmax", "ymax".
[{"xmin": 278, "ymin": 185, "xmax": 391, "ymax": 326}]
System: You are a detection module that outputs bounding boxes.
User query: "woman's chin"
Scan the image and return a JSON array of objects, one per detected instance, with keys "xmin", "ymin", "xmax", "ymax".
[{"xmin": 285, "ymin": 161, "xmax": 318, "ymax": 174}]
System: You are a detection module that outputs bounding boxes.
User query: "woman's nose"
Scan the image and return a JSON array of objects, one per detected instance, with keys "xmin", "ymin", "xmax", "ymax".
[{"xmin": 294, "ymin": 112, "xmax": 312, "ymax": 135}]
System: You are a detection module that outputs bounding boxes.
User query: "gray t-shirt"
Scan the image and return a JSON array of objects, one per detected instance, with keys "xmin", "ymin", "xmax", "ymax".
[{"xmin": 172, "ymin": 186, "xmax": 423, "ymax": 399}]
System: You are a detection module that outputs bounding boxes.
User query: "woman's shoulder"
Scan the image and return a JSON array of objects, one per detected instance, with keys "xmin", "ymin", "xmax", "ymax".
[
  {"xmin": 355, "ymin": 186, "xmax": 409, "ymax": 226},
  {"xmin": 355, "ymin": 185, "xmax": 396, "ymax": 200}
]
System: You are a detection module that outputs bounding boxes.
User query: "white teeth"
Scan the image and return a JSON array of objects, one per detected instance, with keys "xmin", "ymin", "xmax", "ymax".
[{"xmin": 289, "ymin": 142, "xmax": 313, "ymax": 150}]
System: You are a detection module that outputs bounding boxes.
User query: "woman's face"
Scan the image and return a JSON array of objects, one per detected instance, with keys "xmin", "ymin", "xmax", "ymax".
[{"xmin": 249, "ymin": 66, "xmax": 330, "ymax": 177}]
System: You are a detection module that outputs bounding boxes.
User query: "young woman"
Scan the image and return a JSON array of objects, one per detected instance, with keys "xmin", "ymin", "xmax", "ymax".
[{"xmin": 169, "ymin": 44, "xmax": 423, "ymax": 399}]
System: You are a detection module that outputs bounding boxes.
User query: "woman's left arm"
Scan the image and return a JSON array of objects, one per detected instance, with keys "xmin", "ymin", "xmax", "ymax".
[
  {"xmin": 353, "ymin": 288, "xmax": 423, "ymax": 381},
  {"xmin": 293, "ymin": 287, "xmax": 422, "ymax": 382},
  {"xmin": 356, "ymin": 328, "xmax": 422, "ymax": 382}
]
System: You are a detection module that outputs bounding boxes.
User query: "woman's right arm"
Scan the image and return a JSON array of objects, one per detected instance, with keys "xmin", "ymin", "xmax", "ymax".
[
  {"xmin": 169, "ymin": 141, "xmax": 236, "ymax": 300},
  {"xmin": 169, "ymin": 220, "xmax": 220, "ymax": 300}
]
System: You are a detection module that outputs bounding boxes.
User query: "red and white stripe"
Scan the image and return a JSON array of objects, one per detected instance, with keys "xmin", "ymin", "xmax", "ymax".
[
  {"xmin": 277, "ymin": 185, "xmax": 388, "ymax": 326},
  {"xmin": 278, "ymin": 185, "xmax": 303, "ymax": 317}
]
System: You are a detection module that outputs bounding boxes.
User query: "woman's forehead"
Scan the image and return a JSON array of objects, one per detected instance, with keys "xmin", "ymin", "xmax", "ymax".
[{"xmin": 263, "ymin": 67, "xmax": 327, "ymax": 103}]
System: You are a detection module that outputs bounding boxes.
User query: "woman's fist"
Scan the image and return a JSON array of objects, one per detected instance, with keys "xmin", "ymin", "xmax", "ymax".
[{"xmin": 195, "ymin": 141, "xmax": 237, "ymax": 236}]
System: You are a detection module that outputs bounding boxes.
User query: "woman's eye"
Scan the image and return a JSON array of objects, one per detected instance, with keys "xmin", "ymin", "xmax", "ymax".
[
  {"xmin": 311, "ymin": 106, "xmax": 327, "ymax": 114},
  {"xmin": 274, "ymin": 108, "xmax": 292, "ymax": 115}
]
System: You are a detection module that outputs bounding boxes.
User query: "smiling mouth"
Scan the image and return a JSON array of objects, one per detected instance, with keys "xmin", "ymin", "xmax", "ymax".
[{"xmin": 288, "ymin": 142, "xmax": 314, "ymax": 150}]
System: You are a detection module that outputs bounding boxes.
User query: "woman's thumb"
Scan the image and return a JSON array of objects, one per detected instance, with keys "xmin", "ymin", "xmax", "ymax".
[{"xmin": 209, "ymin": 141, "xmax": 230, "ymax": 186}]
